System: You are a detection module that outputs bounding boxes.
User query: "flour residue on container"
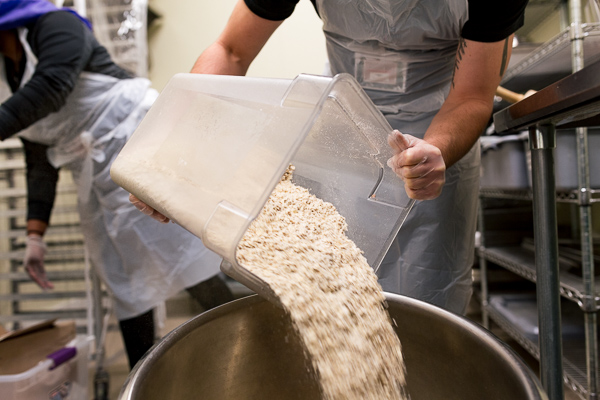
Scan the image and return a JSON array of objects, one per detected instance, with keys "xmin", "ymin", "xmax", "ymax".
[{"xmin": 236, "ymin": 165, "xmax": 407, "ymax": 400}]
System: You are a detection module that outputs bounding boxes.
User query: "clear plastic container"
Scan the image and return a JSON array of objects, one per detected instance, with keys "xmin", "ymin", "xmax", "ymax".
[
  {"xmin": 111, "ymin": 73, "xmax": 414, "ymax": 300},
  {"xmin": 0, "ymin": 335, "xmax": 92, "ymax": 400}
]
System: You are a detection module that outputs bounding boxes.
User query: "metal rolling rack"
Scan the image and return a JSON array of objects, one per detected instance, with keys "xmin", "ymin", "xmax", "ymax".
[{"xmin": 0, "ymin": 138, "xmax": 92, "ymax": 330}]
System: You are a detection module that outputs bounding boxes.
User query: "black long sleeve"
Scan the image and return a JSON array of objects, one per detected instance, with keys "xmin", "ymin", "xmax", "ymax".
[{"xmin": 21, "ymin": 138, "xmax": 59, "ymax": 223}]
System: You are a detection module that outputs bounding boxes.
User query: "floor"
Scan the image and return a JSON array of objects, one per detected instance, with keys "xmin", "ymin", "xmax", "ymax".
[{"xmin": 89, "ymin": 285, "xmax": 583, "ymax": 400}]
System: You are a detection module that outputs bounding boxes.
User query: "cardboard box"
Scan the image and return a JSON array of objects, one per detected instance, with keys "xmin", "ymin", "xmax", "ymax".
[{"xmin": 0, "ymin": 320, "xmax": 92, "ymax": 400}]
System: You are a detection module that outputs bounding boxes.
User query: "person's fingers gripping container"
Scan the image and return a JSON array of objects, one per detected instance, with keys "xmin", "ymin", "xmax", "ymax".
[{"xmin": 110, "ymin": 73, "xmax": 414, "ymax": 304}]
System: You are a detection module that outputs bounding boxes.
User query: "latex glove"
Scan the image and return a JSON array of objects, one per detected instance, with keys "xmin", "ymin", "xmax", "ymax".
[
  {"xmin": 24, "ymin": 234, "xmax": 54, "ymax": 289},
  {"xmin": 387, "ymin": 130, "xmax": 446, "ymax": 200},
  {"xmin": 129, "ymin": 194, "xmax": 170, "ymax": 223}
]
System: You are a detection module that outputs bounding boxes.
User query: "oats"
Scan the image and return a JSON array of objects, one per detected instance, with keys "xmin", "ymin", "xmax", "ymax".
[{"xmin": 237, "ymin": 166, "xmax": 408, "ymax": 400}]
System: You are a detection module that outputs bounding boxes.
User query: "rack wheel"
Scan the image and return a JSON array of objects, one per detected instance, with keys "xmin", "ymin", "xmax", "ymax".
[{"xmin": 94, "ymin": 367, "xmax": 110, "ymax": 400}]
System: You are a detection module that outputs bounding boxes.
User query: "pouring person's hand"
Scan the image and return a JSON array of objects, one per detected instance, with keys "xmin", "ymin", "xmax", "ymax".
[
  {"xmin": 129, "ymin": 194, "xmax": 170, "ymax": 223},
  {"xmin": 24, "ymin": 233, "xmax": 54, "ymax": 290},
  {"xmin": 387, "ymin": 130, "xmax": 446, "ymax": 200}
]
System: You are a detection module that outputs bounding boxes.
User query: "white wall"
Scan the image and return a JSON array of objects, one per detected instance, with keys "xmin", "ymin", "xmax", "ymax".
[{"xmin": 147, "ymin": 0, "xmax": 328, "ymax": 91}]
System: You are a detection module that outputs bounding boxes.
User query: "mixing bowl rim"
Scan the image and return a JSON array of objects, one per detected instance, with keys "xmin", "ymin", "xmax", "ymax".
[{"xmin": 118, "ymin": 292, "xmax": 548, "ymax": 400}]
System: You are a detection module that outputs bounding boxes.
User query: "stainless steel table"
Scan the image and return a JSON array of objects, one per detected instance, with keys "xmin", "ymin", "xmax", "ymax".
[{"xmin": 494, "ymin": 59, "xmax": 600, "ymax": 400}]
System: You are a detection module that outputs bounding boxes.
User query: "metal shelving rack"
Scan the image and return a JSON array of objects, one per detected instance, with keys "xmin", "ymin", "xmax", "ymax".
[
  {"xmin": 478, "ymin": 1, "xmax": 600, "ymax": 398},
  {"xmin": 478, "ymin": 190, "xmax": 599, "ymax": 398},
  {"xmin": 477, "ymin": 2, "xmax": 600, "ymax": 399}
]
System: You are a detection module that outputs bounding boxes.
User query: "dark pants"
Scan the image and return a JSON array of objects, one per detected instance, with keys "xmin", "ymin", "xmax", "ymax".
[{"xmin": 119, "ymin": 274, "xmax": 235, "ymax": 369}]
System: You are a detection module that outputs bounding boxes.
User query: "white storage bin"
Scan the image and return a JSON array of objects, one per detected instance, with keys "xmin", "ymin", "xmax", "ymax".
[
  {"xmin": 554, "ymin": 127, "xmax": 600, "ymax": 190},
  {"xmin": 480, "ymin": 133, "xmax": 530, "ymax": 189},
  {"xmin": 111, "ymin": 73, "xmax": 414, "ymax": 297},
  {"xmin": 0, "ymin": 335, "xmax": 92, "ymax": 400},
  {"xmin": 489, "ymin": 293, "xmax": 585, "ymax": 340},
  {"xmin": 481, "ymin": 128, "xmax": 600, "ymax": 191}
]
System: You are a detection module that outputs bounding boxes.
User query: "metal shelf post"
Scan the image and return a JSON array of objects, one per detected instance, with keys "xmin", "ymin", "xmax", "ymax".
[{"xmin": 530, "ymin": 124, "xmax": 565, "ymax": 400}]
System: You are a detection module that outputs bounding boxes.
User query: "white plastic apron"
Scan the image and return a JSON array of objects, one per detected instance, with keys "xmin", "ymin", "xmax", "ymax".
[
  {"xmin": 317, "ymin": 0, "xmax": 480, "ymax": 314},
  {"xmin": 6, "ymin": 28, "xmax": 221, "ymax": 320},
  {"xmin": 0, "ymin": 58, "xmax": 8, "ymax": 101}
]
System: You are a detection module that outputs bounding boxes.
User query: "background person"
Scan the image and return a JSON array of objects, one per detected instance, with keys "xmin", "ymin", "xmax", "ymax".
[{"xmin": 0, "ymin": 0, "xmax": 234, "ymax": 369}]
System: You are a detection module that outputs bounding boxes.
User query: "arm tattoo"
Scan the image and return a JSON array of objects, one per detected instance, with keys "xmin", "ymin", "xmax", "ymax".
[
  {"xmin": 451, "ymin": 38, "xmax": 467, "ymax": 88},
  {"xmin": 500, "ymin": 37, "xmax": 509, "ymax": 77}
]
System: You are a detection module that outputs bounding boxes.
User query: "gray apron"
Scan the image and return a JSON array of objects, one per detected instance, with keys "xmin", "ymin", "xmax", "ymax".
[
  {"xmin": 2, "ymin": 28, "xmax": 221, "ymax": 320},
  {"xmin": 317, "ymin": 0, "xmax": 480, "ymax": 314}
]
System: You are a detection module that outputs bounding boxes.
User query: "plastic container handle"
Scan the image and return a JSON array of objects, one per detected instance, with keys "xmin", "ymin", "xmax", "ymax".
[{"xmin": 47, "ymin": 347, "xmax": 77, "ymax": 370}]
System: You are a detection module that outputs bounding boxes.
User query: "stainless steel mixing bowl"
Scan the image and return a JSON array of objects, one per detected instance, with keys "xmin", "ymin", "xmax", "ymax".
[{"xmin": 119, "ymin": 293, "xmax": 547, "ymax": 400}]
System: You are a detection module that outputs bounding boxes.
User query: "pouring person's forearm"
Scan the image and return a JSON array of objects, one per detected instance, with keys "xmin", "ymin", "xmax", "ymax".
[
  {"xmin": 424, "ymin": 97, "xmax": 492, "ymax": 168},
  {"xmin": 424, "ymin": 36, "xmax": 513, "ymax": 167},
  {"xmin": 191, "ymin": 0, "xmax": 282, "ymax": 76}
]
